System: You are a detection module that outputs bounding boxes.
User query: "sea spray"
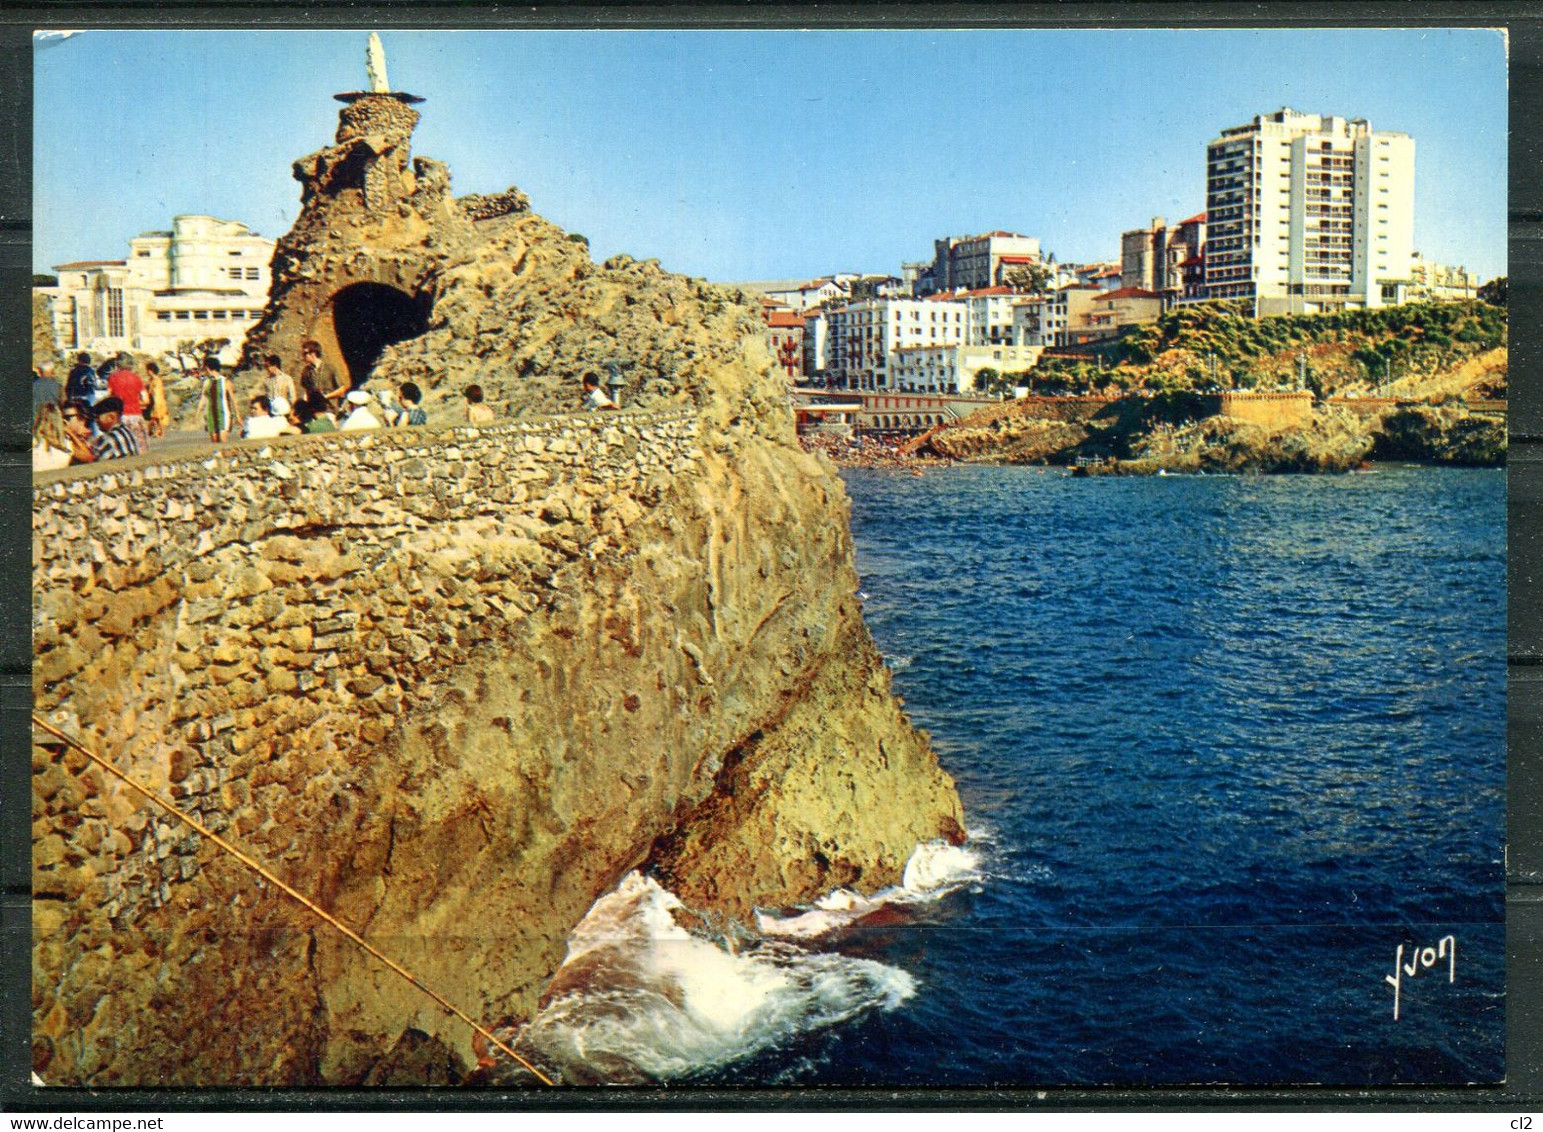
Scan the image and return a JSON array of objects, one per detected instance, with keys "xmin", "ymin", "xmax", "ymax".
[
  {"xmin": 756, "ymin": 836, "xmax": 986, "ymax": 940},
  {"xmin": 502, "ymin": 873, "xmax": 915, "ymax": 1084}
]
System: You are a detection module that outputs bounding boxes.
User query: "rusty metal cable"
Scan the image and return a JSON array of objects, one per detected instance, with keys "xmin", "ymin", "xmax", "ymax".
[{"xmin": 30, "ymin": 713, "xmax": 556, "ymax": 1087}]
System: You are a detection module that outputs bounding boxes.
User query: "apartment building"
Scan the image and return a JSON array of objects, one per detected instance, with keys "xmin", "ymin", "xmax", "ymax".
[
  {"xmin": 1406, "ymin": 252, "xmax": 1481, "ymax": 302},
  {"xmin": 760, "ymin": 276, "xmax": 851, "ymax": 311},
  {"xmin": 1121, "ymin": 213, "xmax": 1205, "ymax": 299},
  {"xmin": 1061, "ymin": 287, "xmax": 1166, "ymax": 346},
  {"xmin": 826, "ymin": 297, "xmax": 970, "ymax": 390},
  {"xmin": 1012, "ymin": 285, "xmax": 1102, "ymax": 348},
  {"xmin": 1204, "ymin": 108, "xmax": 1415, "ymax": 314},
  {"xmin": 914, "ymin": 231, "xmax": 1043, "ymax": 295},
  {"xmin": 41, "ymin": 215, "xmax": 274, "ymax": 365},
  {"xmin": 802, "ymin": 309, "xmax": 829, "ymax": 380},
  {"xmin": 945, "ymin": 286, "xmax": 1027, "ymax": 346},
  {"xmin": 764, "ymin": 308, "xmax": 806, "ymax": 382}
]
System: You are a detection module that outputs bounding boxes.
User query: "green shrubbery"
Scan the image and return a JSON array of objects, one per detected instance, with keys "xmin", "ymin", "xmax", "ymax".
[
  {"xmin": 1025, "ymin": 299, "xmax": 1505, "ymax": 394},
  {"xmin": 1119, "ymin": 299, "xmax": 1503, "ymax": 378}
]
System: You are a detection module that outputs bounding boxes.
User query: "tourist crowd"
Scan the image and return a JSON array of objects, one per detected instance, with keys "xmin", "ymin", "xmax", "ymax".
[
  {"xmin": 35, "ymin": 343, "xmax": 626, "ymax": 473},
  {"xmin": 32, "ymin": 341, "xmax": 438, "ymax": 472}
]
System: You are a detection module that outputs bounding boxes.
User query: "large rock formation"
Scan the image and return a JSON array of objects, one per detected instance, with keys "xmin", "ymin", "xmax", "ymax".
[
  {"xmin": 241, "ymin": 90, "xmax": 760, "ymax": 423},
  {"xmin": 32, "ymin": 69, "xmax": 961, "ymax": 1086}
]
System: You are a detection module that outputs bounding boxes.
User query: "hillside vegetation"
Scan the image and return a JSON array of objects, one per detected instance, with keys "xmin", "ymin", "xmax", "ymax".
[
  {"xmin": 924, "ymin": 300, "xmax": 1507, "ymax": 473},
  {"xmin": 1020, "ymin": 299, "xmax": 1507, "ymax": 398}
]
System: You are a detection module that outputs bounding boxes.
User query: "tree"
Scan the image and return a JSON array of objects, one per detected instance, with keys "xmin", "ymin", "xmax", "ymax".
[
  {"xmin": 1001, "ymin": 262, "xmax": 1055, "ymax": 293},
  {"xmin": 1479, "ymin": 276, "xmax": 1507, "ymax": 306},
  {"xmin": 172, "ymin": 337, "xmax": 232, "ymax": 374},
  {"xmin": 32, "ymin": 293, "xmax": 61, "ymax": 373}
]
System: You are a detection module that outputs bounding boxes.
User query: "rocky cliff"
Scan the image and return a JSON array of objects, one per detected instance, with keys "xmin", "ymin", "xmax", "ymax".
[
  {"xmin": 32, "ymin": 89, "xmax": 962, "ymax": 1086},
  {"xmin": 920, "ymin": 386, "xmax": 1506, "ymax": 473}
]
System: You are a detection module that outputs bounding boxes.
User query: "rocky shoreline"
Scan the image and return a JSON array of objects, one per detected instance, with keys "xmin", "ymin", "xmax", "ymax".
[
  {"xmin": 798, "ymin": 432, "xmax": 957, "ymax": 470},
  {"xmin": 882, "ymin": 397, "xmax": 1505, "ymax": 476}
]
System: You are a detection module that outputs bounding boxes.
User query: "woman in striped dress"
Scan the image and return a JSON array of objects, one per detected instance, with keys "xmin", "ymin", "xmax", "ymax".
[{"xmin": 195, "ymin": 359, "xmax": 236, "ymax": 442}]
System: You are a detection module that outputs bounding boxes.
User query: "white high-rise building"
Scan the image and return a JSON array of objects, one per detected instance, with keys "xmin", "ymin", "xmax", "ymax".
[{"xmin": 1204, "ymin": 108, "xmax": 1414, "ymax": 314}]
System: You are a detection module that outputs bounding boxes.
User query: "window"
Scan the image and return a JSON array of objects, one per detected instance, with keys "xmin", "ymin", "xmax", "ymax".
[
  {"xmin": 244, "ymin": 267, "xmax": 260, "ymax": 280},
  {"xmin": 156, "ymin": 311, "xmax": 171, "ymax": 321},
  {"xmin": 106, "ymin": 289, "xmax": 124, "ymax": 338},
  {"xmin": 175, "ymin": 310, "xmax": 190, "ymax": 320},
  {"xmin": 194, "ymin": 310, "xmax": 209, "ymax": 320}
]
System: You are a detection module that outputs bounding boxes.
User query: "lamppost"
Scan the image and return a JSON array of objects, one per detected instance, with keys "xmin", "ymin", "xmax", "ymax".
[{"xmin": 604, "ymin": 360, "xmax": 627, "ymax": 408}]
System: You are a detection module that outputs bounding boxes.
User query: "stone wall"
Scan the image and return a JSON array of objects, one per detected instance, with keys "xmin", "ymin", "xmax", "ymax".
[
  {"xmin": 32, "ymin": 407, "xmax": 962, "ymax": 1085},
  {"xmin": 1213, "ymin": 390, "xmax": 1314, "ymax": 430}
]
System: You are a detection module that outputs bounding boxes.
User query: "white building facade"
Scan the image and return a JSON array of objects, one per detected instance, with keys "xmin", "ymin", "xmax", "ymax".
[
  {"xmin": 802, "ymin": 310, "xmax": 830, "ymax": 379},
  {"xmin": 1204, "ymin": 108, "xmax": 1415, "ymax": 314},
  {"xmin": 761, "ymin": 277, "xmax": 851, "ymax": 312},
  {"xmin": 41, "ymin": 215, "xmax": 276, "ymax": 365},
  {"xmin": 891, "ymin": 343, "xmax": 1044, "ymax": 394},
  {"xmin": 957, "ymin": 288, "xmax": 1027, "ymax": 346},
  {"xmin": 1406, "ymin": 252, "xmax": 1481, "ymax": 302},
  {"xmin": 826, "ymin": 298, "xmax": 970, "ymax": 390}
]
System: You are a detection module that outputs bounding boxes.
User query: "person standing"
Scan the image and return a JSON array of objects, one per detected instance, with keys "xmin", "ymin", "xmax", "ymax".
[
  {"xmin": 262, "ymin": 353, "xmax": 297, "ymax": 407},
  {"xmin": 300, "ymin": 340, "xmax": 349, "ymax": 408},
  {"xmin": 65, "ymin": 353, "xmax": 96, "ymax": 405},
  {"xmin": 32, "ymin": 361, "xmax": 61, "ymax": 422},
  {"xmin": 195, "ymin": 358, "xmax": 237, "ymax": 442},
  {"xmin": 106, "ymin": 355, "xmax": 149, "ymax": 453},
  {"xmin": 144, "ymin": 361, "xmax": 170, "ymax": 439}
]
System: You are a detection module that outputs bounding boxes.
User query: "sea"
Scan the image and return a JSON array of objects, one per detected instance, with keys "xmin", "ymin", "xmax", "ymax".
[{"xmin": 498, "ymin": 463, "xmax": 1506, "ymax": 1089}]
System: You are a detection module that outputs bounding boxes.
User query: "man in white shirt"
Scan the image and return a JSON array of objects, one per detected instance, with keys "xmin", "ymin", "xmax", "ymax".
[
  {"xmin": 581, "ymin": 372, "xmax": 618, "ymax": 411},
  {"xmin": 340, "ymin": 388, "xmax": 383, "ymax": 431},
  {"xmin": 242, "ymin": 395, "xmax": 296, "ymax": 440}
]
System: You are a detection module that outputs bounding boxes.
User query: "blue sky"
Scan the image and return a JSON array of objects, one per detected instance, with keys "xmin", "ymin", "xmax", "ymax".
[{"xmin": 34, "ymin": 27, "xmax": 1508, "ymax": 282}]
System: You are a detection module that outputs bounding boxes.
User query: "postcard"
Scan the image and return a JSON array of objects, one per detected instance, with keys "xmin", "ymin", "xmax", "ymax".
[{"xmin": 27, "ymin": 25, "xmax": 1508, "ymax": 1094}]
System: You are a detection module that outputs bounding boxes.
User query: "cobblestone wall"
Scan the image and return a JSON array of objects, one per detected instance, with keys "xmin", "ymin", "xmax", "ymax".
[{"xmin": 31, "ymin": 408, "xmax": 703, "ymax": 1082}]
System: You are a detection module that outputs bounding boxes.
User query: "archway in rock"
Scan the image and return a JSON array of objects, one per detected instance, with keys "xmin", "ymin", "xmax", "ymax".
[{"xmin": 330, "ymin": 283, "xmax": 430, "ymax": 388}]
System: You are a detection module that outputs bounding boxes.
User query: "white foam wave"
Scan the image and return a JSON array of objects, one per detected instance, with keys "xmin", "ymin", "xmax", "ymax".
[
  {"xmin": 506, "ymin": 872, "xmax": 914, "ymax": 1084},
  {"xmin": 756, "ymin": 838, "xmax": 984, "ymax": 941}
]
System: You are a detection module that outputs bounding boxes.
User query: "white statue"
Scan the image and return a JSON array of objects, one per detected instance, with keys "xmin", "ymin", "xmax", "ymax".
[{"xmin": 366, "ymin": 32, "xmax": 390, "ymax": 93}]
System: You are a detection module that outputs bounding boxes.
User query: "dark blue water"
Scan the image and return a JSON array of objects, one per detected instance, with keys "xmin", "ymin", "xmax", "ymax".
[{"xmin": 747, "ymin": 464, "xmax": 1505, "ymax": 1087}]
